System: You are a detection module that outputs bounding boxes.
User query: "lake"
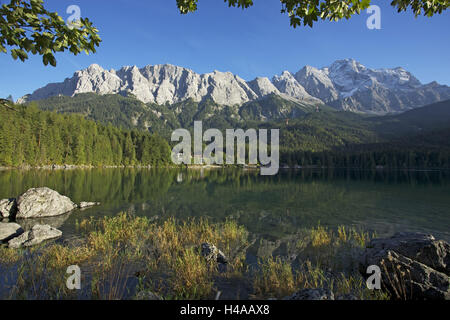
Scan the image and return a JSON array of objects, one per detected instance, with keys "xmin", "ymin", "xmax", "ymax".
[{"xmin": 1, "ymin": 168, "xmax": 449, "ymax": 242}]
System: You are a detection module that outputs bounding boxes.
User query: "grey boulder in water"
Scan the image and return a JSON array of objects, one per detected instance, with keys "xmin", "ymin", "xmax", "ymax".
[
  {"xmin": 15, "ymin": 187, "xmax": 77, "ymax": 219},
  {"xmin": 0, "ymin": 222, "xmax": 24, "ymax": 242},
  {"xmin": 8, "ymin": 224, "xmax": 62, "ymax": 248}
]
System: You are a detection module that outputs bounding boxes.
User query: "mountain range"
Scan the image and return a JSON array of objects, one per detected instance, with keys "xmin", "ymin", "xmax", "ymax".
[{"xmin": 18, "ymin": 59, "xmax": 450, "ymax": 114}]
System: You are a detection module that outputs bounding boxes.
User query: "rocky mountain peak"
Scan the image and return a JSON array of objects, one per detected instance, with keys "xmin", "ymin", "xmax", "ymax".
[
  {"xmin": 295, "ymin": 66, "xmax": 339, "ymax": 103},
  {"xmin": 86, "ymin": 63, "xmax": 104, "ymax": 72},
  {"xmin": 18, "ymin": 60, "xmax": 450, "ymax": 114},
  {"xmin": 247, "ymin": 77, "xmax": 280, "ymax": 97},
  {"xmin": 272, "ymin": 71, "xmax": 321, "ymax": 102},
  {"xmin": 329, "ymin": 58, "xmax": 366, "ymax": 73}
]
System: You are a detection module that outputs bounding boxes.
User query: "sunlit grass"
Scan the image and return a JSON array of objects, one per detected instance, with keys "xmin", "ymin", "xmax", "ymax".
[
  {"xmin": 253, "ymin": 258, "xmax": 388, "ymax": 300},
  {"xmin": 334, "ymin": 273, "xmax": 389, "ymax": 300},
  {"xmin": 310, "ymin": 224, "xmax": 332, "ymax": 247},
  {"xmin": 304, "ymin": 224, "xmax": 373, "ymax": 249},
  {"xmin": 1, "ymin": 216, "xmax": 389, "ymax": 300},
  {"xmin": 41, "ymin": 244, "xmax": 93, "ymax": 269},
  {"xmin": 337, "ymin": 225, "xmax": 373, "ymax": 247},
  {"xmin": 169, "ymin": 247, "xmax": 214, "ymax": 299},
  {"xmin": 77, "ymin": 213, "xmax": 248, "ymax": 299},
  {"xmin": 253, "ymin": 256, "xmax": 296, "ymax": 298},
  {"xmin": 0, "ymin": 246, "xmax": 22, "ymax": 265}
]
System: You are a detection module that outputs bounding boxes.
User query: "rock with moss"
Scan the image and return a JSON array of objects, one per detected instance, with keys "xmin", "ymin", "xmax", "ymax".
[
  {"xmin": 0, "ymin": 198, "xmax": 17, "ymax": 218},
  {"xmin": 359, "ymin": 232, "xmax": 450, "ymax": 300},
  {"xmin": 15, "ymin": 187, "xmax": 77, "ymax": 219},
  {"xmin": 0, "ymin": 222, "xmax": 23, "ymax": 242},
  {"xmin": 8, "ymin": 224, "xmax": 62, "ymax": 248}
]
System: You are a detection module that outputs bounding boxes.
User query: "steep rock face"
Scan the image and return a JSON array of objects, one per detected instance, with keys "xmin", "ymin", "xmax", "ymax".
[
  {"xmin": 247, "ymin": 77, "xmax": 280, "ymax": 97},
  {"xmin": 18, "ymin": 59, "xmax": 450, "ymax": 114},
  {"xmin": 325, "ymin": 60, "xmax": 421, "ymax": 94},
  {"xmin": 21, "ymin": 64, "xmax": 122, "ymax": 102},
  {"xmin": 329, "ymin": 81, "xmax": 450, "ymax": 113},
  {"xmin": 295, "ymin": 65, "xmax": 339, "ymax": 102},
  {"xmin": 203, "ymin": 71, "xmax": 259, "ymax": 106},
  {"xmin": 297, "ymin": 59, "xmax": 450, "ymax": 113},
  {"xmin": 271, "ymin": 71, "xmax": 321, "ymax": 103},
  {"xmin": 73, "ymin": 64, "xmax": 123, "ymax": 95},
  {"xmin": 20, "ymin": 64, "xmax": 263, "ymax": 106}
]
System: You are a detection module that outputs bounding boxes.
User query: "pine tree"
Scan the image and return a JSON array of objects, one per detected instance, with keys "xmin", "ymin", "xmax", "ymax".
[
  {"xmin": 123, "ymin": 132, "xmax": 136, "ymax": 165},
  {"xmin": 74, "ymin": 133, "xmax": 86, "ymax": 165}
]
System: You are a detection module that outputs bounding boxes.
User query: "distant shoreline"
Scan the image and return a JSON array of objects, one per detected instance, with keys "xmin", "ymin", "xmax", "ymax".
[
  {"xmin": 1, "ymin": 164, "xmax": 449, "ymax": 172},
  {"xmin": 0, "ymin": 164, "xmax": 227, "ymax": 171}
]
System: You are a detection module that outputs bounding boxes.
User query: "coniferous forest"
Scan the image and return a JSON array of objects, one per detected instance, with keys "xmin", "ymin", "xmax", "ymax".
[
  {"xmin": 1, "ymin": 97, "xmax": 450, "ymax": 170},
  {"xmin": 0, "ymin": 104, "xmax": 171, "ymax": 167}
]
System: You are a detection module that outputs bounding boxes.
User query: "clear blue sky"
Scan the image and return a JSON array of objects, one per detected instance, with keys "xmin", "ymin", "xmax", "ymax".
[{"xmin": 1, "ymin": 0, "xmax": 449, "ymax": 100}]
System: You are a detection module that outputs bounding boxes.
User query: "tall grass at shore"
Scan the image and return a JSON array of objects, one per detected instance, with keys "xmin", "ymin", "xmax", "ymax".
[{"xmin": 0, "ymin": 214, "xmax": 388, "ymax": 300}]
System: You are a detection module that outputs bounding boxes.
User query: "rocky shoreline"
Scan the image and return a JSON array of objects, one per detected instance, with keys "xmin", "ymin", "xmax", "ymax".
[
  {"xmin": 1, "ymin": 187, "xmax": 449, "ymax": 300},
  {"xmin": 0, "ymin": 187, "xmax": 99, "ymax": 248},
  {"xmin": 359, "ymin": 232, "xmax": 450, "ymax": 300},
  {"xmin": 138, "ymin": 231, "xmax": 450, "ymax": 300},
  {"xmin": 0, "ymin": 164, "xmax": 147, "ymax": 171}
]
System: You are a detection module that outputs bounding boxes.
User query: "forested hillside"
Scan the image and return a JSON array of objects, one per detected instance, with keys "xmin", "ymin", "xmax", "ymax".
[
  {"xmin": 239, "ymin": 94, "xmax": 332, "ymax": 121},
  {"xmin": 0, "ymin": 104, "xmax": 170, "ymax": 167},
  {"xmin": 252, "ymin": 100, "xmax": 450, "ymax": 169},
  {"xmin": 30, "ymin": 93, "xmax": 173, "ymax": 134},
  {"xmin": 11, "ymin": 94, "xmax": 450, "ymax": 170},
  {"xmin": 30, "ymin": 93, "xmax": 329, "ymax": 138},
  {"xmin": 369, "ymin": 100, "xmax": 450, "ymax": 138},
  {"xmin": 278, "ymin": 126, "xmax": 450, "ymax": 169},
  {"xmin": 263, "ymin": 111, "xmax": 378, "ymax": 153}
]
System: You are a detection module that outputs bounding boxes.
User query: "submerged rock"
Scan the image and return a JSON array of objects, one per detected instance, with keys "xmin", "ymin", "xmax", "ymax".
[
  {"xmin": 8, "ymin": 224, "xmax": 62, "ymax": 248},
  {"xmin": 0, "ymin": 198, "xmax": 17, "ymax": 218},
  {"xmin": 0, "ymin": 222, "xmax": 23, "ymax": 242},
  {"xmin": 284, "ymin": 288, "xmax": 335, "ymax": 300},
  {"xmin": 201, "ymin": 243, "xmax": 228, "ymax": 264},
  {"xmin": 16, "ymin": 187, "xmax": 77, "ymax": 219},
  {"xmin": 360, "ymin": 232, "xmax": 450, "ymax": 300},
  {"xmin": 79, "ymin": 202, "xmax": 100, "ymax": 209}
]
